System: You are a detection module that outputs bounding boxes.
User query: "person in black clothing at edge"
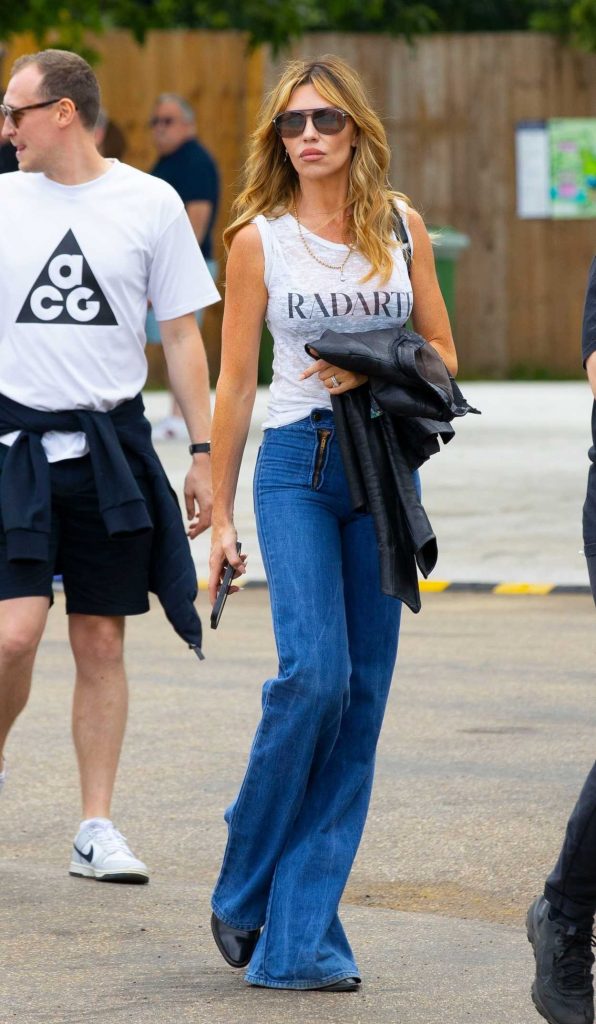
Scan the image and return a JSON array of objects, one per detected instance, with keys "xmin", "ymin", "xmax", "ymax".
[
  {"xmin": 0, "ymin": 50, "xmax": 219, "ymax": 883},
  {"xmin": 147, "ymin": 93, "xmax": 220, "ymax": 441},
  {"xmin": 527, "ymin": 257, "xmax": 596, "ymax": 1024}
]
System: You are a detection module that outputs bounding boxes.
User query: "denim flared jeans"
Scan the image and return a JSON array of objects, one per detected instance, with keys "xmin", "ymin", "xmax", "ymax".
[{"xmin": 211, "ymin": 410, "xmax": 404, "ymax": 988}]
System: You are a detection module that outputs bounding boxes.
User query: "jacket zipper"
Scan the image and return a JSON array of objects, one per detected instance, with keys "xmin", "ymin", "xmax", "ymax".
[{"xmin": 312, "ymin": 428, "xmax": 331, "ymax": 489}]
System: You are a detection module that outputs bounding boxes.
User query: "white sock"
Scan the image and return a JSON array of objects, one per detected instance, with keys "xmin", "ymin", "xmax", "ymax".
[{"xmin": 79, "ymin": 817, "xmax": 112, "ymax": 831}]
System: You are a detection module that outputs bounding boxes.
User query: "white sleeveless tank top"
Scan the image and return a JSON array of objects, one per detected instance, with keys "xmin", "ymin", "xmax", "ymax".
[{"xmin": 254, "ymin": 203, "xmax": 413, "ymax": 429}]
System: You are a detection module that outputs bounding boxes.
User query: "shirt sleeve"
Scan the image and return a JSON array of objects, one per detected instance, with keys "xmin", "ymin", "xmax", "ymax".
[
  {"xmin": 148, "ymin": 209, "xmax": 220, "ymax": 321},
  {"xmin": 582, "ymin": 257, "xmax": 596, "ymax": 367},
  {"xmin": 183, "ymin": 152, "xmax": 219, "ymax": 207}
]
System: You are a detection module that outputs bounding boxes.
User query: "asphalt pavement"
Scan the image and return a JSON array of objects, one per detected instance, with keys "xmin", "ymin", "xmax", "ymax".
[{"xmin": 1, "ymin": 382, "xmax": 595, "ymax": 1024}]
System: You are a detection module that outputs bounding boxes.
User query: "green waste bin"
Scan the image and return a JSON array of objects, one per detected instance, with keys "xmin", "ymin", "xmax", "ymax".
[
  {"xmin": 257, "ymin": 226, "xmax": 470, "ymax": 384},
  {"xmin": 429, "ymin": 226, "xmax": 470, "ymax": 329}
]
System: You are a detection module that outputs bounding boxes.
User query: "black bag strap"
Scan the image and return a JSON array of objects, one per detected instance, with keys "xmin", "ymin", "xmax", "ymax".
[{"xmin": 393, "ymin": 208, "xmax": 412, "ymax": 274}]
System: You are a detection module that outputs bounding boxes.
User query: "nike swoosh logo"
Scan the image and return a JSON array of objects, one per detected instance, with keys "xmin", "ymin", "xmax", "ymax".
[{"xmin": 74, "ymin": 843, "xmax": 94, "ymax": 863}]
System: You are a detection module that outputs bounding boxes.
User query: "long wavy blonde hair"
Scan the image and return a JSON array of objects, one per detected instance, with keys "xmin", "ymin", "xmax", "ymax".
[{"xmin": 224, "ymin": 54, "xmax": 411, "ymax": 284}]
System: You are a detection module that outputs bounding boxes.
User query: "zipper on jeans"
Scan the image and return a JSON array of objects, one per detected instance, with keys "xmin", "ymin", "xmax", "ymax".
[{"xmin": 312, "ymin": 428, "xmax": 331, "ymax": 490}]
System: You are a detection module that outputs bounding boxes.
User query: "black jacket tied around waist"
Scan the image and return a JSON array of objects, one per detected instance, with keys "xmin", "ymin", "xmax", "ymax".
[
  {"xmin": 307, "ymin": 326, "xmax": 479, "ymax": 613},
  {"xmin": 0, "ymin": 392, "xmax": 203, "ymax": 658}
]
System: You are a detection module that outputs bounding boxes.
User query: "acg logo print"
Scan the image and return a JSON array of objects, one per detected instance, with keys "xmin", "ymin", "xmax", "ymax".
[
  {"xmin": 17, "ymin": 229, "xmax": 118, "ymax": 326},
  {"xmin": 33, "ymin": 253, "xmax": 98, "ymax": 322}
]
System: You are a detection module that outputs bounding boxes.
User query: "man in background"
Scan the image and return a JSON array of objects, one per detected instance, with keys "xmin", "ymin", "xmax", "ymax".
[
  {"xmin": 147, "ymin": 93, "xmax": 219, "ymax": 441},
  {"xmin": 94, "ymin": 107, "xmax": 127, "ymax": 161}
]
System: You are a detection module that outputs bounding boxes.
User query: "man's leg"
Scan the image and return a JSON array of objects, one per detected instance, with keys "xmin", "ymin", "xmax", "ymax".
[
  {"xmin": 68, "ymin": 612, "xmax": 148, "ymax": 883},
  {"xmin": 53, "ymin": 454, "xmax": 152, "ymax": 883},
  {"xmin": 69, "ymin": 613, "xmax": 127, "ymax": 820},
  {"xmin": 0, "ymin": 596, "xmax": 49, "ymax": 778}
]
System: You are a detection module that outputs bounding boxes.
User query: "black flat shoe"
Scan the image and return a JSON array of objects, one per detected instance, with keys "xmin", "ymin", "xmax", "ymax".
[
  {"xmin": 314, "ymin": 977, "xmax": 361, "ymax": 992},
  {"xmin": 210, "ymin": 912, "xmax": 260, "ymax": 968}
]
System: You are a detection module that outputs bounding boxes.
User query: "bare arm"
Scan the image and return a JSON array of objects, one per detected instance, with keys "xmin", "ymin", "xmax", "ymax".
[
  {"xmin": 586, "ymin": 351, "xmax": 596, "ymax": 398},
  {"xmin": 409, "ymin": 209, "xmax": 458, "ymax": 376},
  {"xmin": 186, "ymin": 201, "xmax": 213, "ymax": 246},
  {"xmin": 159, "ymin": 312, "xmax": 212, "ymax": 537},
  {"xmin": 208, "ymin": 224, "xmax": 267, "ymax": 603}
]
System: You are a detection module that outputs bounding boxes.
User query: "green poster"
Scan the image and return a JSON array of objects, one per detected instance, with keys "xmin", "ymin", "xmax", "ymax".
[{"xmin": 549, "ymin": 119, "xmax": 596, "ymax": 218}]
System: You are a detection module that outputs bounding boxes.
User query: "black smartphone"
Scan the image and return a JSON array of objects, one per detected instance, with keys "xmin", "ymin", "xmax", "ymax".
[{"xmin": 210, "ymin": 542, "xmax": 242, "ymax": 630}]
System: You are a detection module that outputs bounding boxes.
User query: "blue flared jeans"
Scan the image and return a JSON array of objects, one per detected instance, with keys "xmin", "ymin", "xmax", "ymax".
[{"xmin": 211, "ymin": 409, "xmax": 404, "ymax": 988}]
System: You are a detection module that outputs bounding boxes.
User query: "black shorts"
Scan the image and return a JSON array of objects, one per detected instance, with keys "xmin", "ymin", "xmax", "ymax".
[{"xmin": 0, "ymin": 447, "xmax": 154, "ymax": 616}]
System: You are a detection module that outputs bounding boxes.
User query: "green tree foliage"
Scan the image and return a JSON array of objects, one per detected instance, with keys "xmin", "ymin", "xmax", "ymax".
[
  {"xmin": 0, "ymin": 1, "xmax": 103, "ymax": 62},
  {"xmin": 1, "ymin": 0, "xmax": 596, "ymax": 56},
  {"xmin": 530, "ymin": 0, "xmax": 596, "ymax": 50},
  {"xmin": 312, "ymin": 0, "xmax": 542, "ymax": 34}
]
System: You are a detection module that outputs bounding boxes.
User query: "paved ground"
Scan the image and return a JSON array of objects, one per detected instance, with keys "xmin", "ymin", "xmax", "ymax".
[
  {"xmin": 1, "ymin": 589, "xmax": 595, "ymax": 1023},
  {"xmin": 1, "ymin": 382, "xmax": 595, "ymax": 1023},
  {"xmin": 148, "ymin": 381, "xmax": 594, "ymax": 588}
]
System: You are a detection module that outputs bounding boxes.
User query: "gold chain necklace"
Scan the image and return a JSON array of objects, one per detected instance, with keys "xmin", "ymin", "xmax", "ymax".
[{"xmin": 292, "ymin": 201, "xmax": 354, "ymax": 282}]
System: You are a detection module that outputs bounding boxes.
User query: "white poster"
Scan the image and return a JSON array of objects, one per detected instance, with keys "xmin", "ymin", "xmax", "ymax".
[{"xmin": 515, "ymin": 120, "xmax": 551, "ymax": 219}]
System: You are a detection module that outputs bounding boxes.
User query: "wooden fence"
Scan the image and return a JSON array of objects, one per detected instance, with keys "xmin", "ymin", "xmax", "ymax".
[
  {"xmin": 3, "ymin": 31, "xmax": 596, "ymax": 377},
  {"xmin": 267, "ymin": 33, "xmax": 596, "ymax": 378},
  {"xmin": 1, "ymin": 31, "xmax": 264, "ymax": 381}
]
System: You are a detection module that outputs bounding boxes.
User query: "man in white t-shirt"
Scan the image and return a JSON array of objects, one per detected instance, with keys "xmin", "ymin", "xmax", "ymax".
[{"xmin": 0, "ymin": 49, "xmax": 220, "ymax": 882}]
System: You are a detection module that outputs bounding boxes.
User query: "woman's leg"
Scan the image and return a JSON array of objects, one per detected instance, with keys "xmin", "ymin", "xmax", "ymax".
[
  {"xmin": 246, "ymin": 505, "xmax": 402, "ymax": 987},
  {"xmin": 212, "ymin": 417, "xmax": 353, "ymax": 932}
]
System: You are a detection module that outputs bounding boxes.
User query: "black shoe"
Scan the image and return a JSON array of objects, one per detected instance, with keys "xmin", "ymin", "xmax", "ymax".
[
  {"xmin": 211, "ymin": 912, "xmax": 260, "ymax": 968},
  {"xmin": 314, "ymin": 977, "xmax": 361, "ymax": 992},
  {"xmin": 527, "ymin": 896, "xmax": 595, "ymax": 1024}
]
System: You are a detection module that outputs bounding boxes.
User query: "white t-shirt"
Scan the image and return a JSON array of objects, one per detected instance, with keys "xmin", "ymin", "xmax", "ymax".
[
  {"xmin": 0, "ymin": 160, "xmax": 220, "ymax": 459},
  {"xmin": 254, "ymin": 204, "xmax": 413, "ymax": 429}
]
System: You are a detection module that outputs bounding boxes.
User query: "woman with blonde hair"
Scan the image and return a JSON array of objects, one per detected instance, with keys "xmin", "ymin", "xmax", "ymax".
[{"xmin": 208, "ymin": 54, "xmax": 457, "ymax": 990}]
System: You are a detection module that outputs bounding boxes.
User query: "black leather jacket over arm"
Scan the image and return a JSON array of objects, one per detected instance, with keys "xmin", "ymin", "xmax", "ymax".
[{"xmin": 309, "ymin": 326, "xmax": 479, "ymax": 613}]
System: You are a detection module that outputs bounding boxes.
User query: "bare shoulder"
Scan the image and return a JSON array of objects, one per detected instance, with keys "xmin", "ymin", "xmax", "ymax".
[
  {"xmin": 404, "ymin": 206, "xmax": 428, "ymax": 238},
  {"xmin": 225, "ymin": 224, "xmax": 267, "ymax": 309},
  {"xmin": 404, "ymin": 207, "xmax": 434, "ymax": 261},
  {"xmin": 228, "ymin": 223, "xmax": 264, "ymax": 264}
]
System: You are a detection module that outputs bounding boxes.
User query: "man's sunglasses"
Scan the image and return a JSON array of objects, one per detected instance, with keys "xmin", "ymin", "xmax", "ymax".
[
  {"xmin": 0, "ymin": 98, "xmax": 61, "ymax": 128},
  {"xmin": 273, "ymin": 107, "xmax": 348, "ymax": 139},
  {"xmin": 149, "ymin": 116, "xmax": 178, "ymax": 128}
]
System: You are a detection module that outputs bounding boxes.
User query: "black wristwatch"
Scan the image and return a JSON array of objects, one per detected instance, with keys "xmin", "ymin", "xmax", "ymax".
[{"xmin": 189, "ymin": 442, "xmax": 211, "ymax": 455}]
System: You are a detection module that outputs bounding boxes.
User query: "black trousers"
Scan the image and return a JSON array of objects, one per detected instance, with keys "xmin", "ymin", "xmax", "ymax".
[{"xmin": 544, "ymin": 553, "xmax": 596, "ymax": 921}]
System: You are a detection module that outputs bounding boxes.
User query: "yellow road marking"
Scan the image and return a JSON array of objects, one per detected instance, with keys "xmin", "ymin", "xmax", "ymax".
[
  {"xmin": 197, "ymin": 577, "xmax": 248, "ymax": 591},
  {"xmin": 493, "ymin": 582, "xmax": 554, "ymax": 595},
  {"xmin": 419, "ymin": 580, "xmax": 450, "ymax": 592}
]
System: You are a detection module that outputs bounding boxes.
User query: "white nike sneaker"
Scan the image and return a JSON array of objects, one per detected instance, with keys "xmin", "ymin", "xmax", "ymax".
[
  {"xmin": 151, "ymin": 415, "xmax": 188, "ymax": 442},
  {"xmin": 69, "ymin": 819, "xmax": 149, "ymax": 883}
]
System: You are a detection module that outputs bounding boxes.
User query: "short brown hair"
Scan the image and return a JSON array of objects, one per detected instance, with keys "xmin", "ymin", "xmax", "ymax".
[{"xmin": 11, "ymin": 49, "xmax": 100, "ymax": 130}]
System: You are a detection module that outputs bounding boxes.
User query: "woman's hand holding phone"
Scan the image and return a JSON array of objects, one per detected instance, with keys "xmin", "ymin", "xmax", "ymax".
[{"xmin": 208, "ymin": 527, "xmax": 247, "ymax": 628}]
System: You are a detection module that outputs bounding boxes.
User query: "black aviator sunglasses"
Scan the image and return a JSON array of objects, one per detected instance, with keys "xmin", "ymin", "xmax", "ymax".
[
  {"xmin": 0, "ymin": 98, "xmax": 63, "ymax": 128},
  {"xmin": 273, "ymin": 107, "xmax": 349, "ymax": 139}
]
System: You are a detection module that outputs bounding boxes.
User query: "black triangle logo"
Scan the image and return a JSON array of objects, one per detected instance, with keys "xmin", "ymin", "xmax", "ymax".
[{"xmin": 17, "ymin": 229, "xmax": 118, "ymax": 326}]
